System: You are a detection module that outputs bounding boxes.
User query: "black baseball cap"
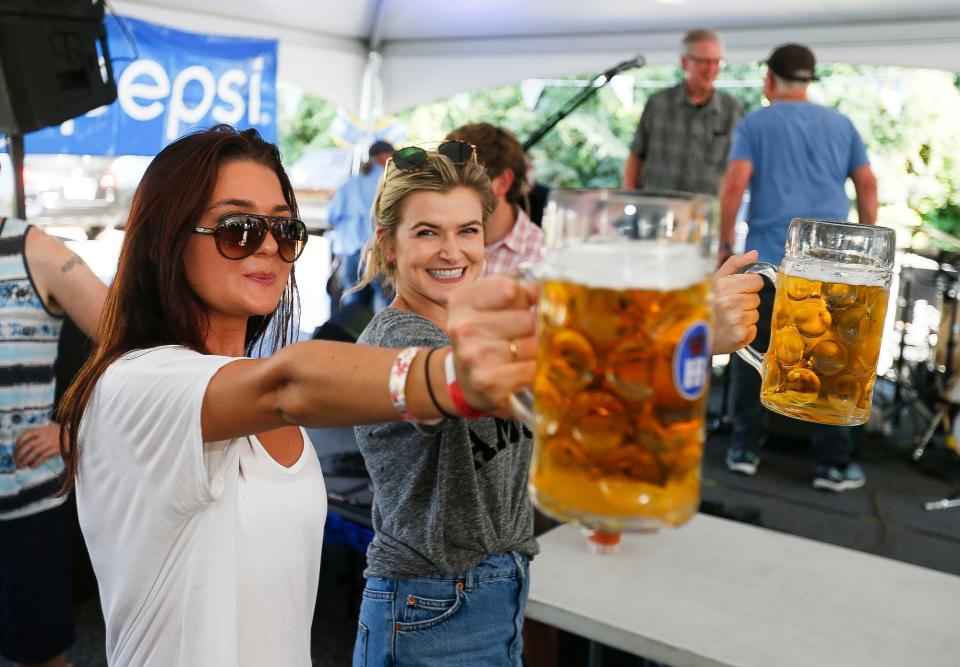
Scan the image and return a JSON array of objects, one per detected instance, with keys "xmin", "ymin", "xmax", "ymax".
[
  {"xmin": 368, "ymin": 140, "xmax": 395, "ymax": 158},
  {"xmin": 766, "ymin": 43, "xmax": 818, "ymax": 82}
]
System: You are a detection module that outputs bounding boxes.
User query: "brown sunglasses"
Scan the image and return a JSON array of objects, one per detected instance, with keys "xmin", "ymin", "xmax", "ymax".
[{"xmin": 193, "ymin": 213, "xmax": 308, "ymax": 263}]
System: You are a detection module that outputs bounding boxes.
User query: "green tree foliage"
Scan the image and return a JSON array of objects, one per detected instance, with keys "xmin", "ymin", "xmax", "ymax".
[
  {"xmin": 277, "ymin": 89, "xmax": 338, "ymax": 165},
  {"xmin": 280, "ymin": 64, "xmax": 960, "ymax": 234},
  {"xmin": 396, "ymin": 63, "xmax": 768, "ymax": 189},
  {"xmin": 397, "ymin": 66, "xmax": 677, "ymax": 188},
  {"xmin": 813, "ymin": 66, "xmax": 960, "ymax": 235}
]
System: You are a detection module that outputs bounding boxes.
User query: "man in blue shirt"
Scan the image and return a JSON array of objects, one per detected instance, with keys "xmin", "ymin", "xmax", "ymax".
[
  {"xmin": 717, "ymin": 43, "xmax": 878, "ymax": 491},
  {"xmin": 327, "ymin": 140, "xmax": 394, "ymax": 309}
]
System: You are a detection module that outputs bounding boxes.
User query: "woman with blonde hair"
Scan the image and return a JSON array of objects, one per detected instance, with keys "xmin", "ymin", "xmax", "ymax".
[
  {"xmin": 350, "ymin": 140, "xmax": 764, "ymax": 667},
  {"xmin": 350, "ymin": 143, "xmax": 536, "ymax": 666}
]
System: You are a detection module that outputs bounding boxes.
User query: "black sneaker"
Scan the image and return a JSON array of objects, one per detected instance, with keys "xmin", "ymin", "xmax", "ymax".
[
  {"xmin": 725, "ymin": 448, "xmax": 760, "ymax": 475},
  {"xmin": 813, "ymin": 463, "xmax": 866, "ymax": 492}
]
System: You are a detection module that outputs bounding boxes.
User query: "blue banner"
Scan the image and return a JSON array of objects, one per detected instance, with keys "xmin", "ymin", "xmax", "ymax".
[{"xmin": 18, "ymin": 15, "xmax": 277, "ymax": 156}]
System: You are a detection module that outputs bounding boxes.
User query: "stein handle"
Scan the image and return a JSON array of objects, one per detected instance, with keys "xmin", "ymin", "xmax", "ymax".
[
  {"xmin": 510, "ymin": 389, "xmax": 536, "ymax": 428},
  {"xmin": 508, "ymin": 261, "xmax": 540, "ymax": 428},
  {"xmin": 734, "ymin": 261, "xmax": 778, "ymax": 374}
]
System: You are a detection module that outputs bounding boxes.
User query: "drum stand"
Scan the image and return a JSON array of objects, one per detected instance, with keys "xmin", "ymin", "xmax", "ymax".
[
  {"xmin": 876, "ymin": 259, "xmax": 934, "ymax": 444},
  {"xmin": 924, "ymin": 492, "xmax": 960, "ymax": 511},
  {"xmin": 890, "ymin": 264, "xmax": 915, "ymax": 433},
  {"xmin": 911, "ymin": 257, "xmax": 960, "ymax": 512},
  {"xmin": 912, "ymin": 263, "xmax": 960, "ymax": 462}
]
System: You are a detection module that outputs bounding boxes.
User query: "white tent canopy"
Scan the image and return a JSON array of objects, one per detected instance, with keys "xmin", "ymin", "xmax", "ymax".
[{"xmin": 115, "ymin": 0, "xmax": 960, "ymax": 114}]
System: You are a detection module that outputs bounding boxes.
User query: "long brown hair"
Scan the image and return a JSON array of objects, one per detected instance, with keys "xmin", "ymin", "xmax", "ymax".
[{"xmin": 58, "ymin": 125, "xmax": 299, "ymax": 491}]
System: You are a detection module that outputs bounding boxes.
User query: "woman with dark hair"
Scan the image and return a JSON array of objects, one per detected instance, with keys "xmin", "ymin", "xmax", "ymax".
[{"xmin": 57, "ymin": 125, "xmax": 537, "ymax": 666}]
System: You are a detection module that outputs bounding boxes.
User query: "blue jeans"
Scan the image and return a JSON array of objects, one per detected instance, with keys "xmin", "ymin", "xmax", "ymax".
[{"xmin": 352, "ymin": 552, "xmax": 530, "ymax": 667}]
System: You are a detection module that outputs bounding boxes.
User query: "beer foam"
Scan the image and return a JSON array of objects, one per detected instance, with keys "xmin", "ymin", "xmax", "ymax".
[
  {"xmin": 542, "ymin": 242, "xmax": 711, "ymax": 291},
  {"xmin": 781, "ymin": 258, "xmax": 889, "ymax": 287}
]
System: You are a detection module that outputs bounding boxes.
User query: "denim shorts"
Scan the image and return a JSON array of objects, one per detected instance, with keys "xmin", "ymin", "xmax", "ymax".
[{"xmin": 353, "ymin": 552, "xmax": 530, "ymax": 667}]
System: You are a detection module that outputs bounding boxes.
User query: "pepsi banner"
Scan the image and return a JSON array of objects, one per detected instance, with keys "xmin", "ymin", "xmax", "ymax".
[{"xmin": 21, "ymin": 15, "xmax": 277, "ymax": 156}]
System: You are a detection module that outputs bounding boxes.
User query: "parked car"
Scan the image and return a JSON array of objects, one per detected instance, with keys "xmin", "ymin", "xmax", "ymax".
[
  {"xmin": 0, "ymin": 153, "xmax": 152, "ymax": 237},
  {"xmin": 103, "ymin": 155, "xmax": 152, "ymax": 228}
]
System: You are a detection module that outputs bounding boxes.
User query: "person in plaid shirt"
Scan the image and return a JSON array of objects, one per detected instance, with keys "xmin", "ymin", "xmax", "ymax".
[
  {"xmin": 622, "ymin": 28, "xmax": 743, "ymax": 197},
  {"xmin": 446, "ymin": 123, "xmax": 544, "ymax": 276}
]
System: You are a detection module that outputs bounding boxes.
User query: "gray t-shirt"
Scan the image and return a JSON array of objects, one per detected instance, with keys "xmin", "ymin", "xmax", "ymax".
[{"xmin": 355, "ymin": 308, "xmax": 538, "ymax": 578}]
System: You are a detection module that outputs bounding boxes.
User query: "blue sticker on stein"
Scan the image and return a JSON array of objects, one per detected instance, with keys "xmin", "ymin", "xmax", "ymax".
[{"xmin": 673, "ymin": 321, "xmax": 710, "ymax": 400}]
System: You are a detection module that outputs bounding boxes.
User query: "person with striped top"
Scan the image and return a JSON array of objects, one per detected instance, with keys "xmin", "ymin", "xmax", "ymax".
[{"xmin": 0, "ymin": 216, "xmax": 106, "ymax": 667}]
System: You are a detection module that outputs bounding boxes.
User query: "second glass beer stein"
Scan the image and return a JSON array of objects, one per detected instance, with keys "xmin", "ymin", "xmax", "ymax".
[
  {"xmin": 736, "ymin": 218, "xmax": 895, "ymax": 426},
  {"xmin": 512, "ymin": 190, "xmax": 717, "ymax": 535}
]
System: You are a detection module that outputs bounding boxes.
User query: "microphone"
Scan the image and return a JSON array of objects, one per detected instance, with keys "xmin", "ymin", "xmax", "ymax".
[
  {"xmin": 601, "ymin": 55, "xmax": 646, "ymax": 80},
  {"xmin": 522, "ymin": 54, "xmax": 647, "ymax": 151}
]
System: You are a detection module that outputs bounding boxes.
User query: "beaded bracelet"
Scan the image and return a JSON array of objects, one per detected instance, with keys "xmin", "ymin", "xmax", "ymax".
[
  {"xmin": 389, "ymin": 347, "xmax": 421, "ymax": 422},
  {"xmin": 443, "ymin": 351, "xmax": 488, "ymax": 419}
]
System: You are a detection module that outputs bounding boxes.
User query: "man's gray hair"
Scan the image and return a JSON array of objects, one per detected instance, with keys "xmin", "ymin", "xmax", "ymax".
[{"xmin": 682, "ymin": 28, "xmax": 721, "ymax": 56}]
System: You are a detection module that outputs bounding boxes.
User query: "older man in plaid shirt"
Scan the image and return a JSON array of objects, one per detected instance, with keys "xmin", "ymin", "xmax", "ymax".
[
  {"xmin": 446, "ymin": 123, "xmax": 543, "ymax": 276},
  {"xmin": 623, "ymin": 28, "xmax": 743, "ymax": 200}
]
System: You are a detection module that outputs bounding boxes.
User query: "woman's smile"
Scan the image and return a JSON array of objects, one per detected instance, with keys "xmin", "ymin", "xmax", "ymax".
[{"xmin": 426, "ymin": 267, "xmax": 467, "ymax": 283}]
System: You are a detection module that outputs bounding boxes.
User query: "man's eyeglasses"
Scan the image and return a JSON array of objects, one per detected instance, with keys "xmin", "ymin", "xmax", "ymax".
[
  {"xmin": 193, "ymin": 213, "xmax": 308, "ymax": 263},
  {"xmin": 388, "ymin": 140, "xmax": 477, "ymax": 172},
  {"xmin": 685, "ymin": 55, "xmax": 724, "ymax": 68}
]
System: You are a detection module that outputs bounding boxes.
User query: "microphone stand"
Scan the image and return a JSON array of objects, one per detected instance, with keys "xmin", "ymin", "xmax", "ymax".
[{"xmin": 522, "ymin": 55, "xmax": 645, "ymax": 151}]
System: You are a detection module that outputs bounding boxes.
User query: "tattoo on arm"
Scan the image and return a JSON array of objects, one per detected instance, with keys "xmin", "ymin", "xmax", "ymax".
[{"xmin": 60, "ymin": 255, "xmax": 82, "ymax": 273}]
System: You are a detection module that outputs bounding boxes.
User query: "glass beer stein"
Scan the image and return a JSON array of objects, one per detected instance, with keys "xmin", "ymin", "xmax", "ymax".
[
  {"xmin": 511, "ymin": 190, "xmax": 717, "ymax": 538},
  {"xmin": 736, "ymin": 218, "xmax": 895, "ymax": 426}
]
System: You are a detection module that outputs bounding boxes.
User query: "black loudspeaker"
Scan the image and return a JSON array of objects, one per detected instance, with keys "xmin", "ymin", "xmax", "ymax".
[{"xmin": 0, "ymin": 0, "xmax": 117, "ymax": 135}]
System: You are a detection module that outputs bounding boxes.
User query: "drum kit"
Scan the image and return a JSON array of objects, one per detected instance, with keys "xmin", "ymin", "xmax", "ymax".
[{"xmin": 872, "ymin": 224, "xmax": 960, "ymax": 511}]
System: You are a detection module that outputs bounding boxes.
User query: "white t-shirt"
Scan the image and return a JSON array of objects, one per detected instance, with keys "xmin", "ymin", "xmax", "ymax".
[{"xmin": 76, "ymin": 346, "xmax": 327, "ymax": 666}]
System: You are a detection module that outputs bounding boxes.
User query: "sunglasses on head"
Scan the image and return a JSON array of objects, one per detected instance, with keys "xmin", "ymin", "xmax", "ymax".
[
  {"xmin": 389, "ymin": 140, "xmax": 477, "ymax": 172},
  {"xmin": 193, "ymin": 213, "xmax": 308, "ymax": 263}
]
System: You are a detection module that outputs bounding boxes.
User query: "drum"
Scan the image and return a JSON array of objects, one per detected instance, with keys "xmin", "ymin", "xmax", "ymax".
[{"xmin": 934, "ymin": 282, "xmax": 960, "ymax": 374}]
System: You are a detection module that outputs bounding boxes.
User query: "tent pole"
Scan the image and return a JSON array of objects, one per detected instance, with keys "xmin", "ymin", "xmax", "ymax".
[
  {"xmin": 352, "ymin": 0, "xmax": 389, "ymax": 175},
  {"xmin": 353, "ymin": 51, "xmax": 383, "ymax": 175}
]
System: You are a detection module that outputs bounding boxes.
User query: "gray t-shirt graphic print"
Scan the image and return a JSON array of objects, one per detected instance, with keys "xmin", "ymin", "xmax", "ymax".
[{"xmin": 355, "ymin": 308, "xmax": 538, "ymax": 578}]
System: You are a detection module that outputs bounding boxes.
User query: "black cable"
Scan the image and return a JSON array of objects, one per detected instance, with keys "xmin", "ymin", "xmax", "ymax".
[{"xmin": 104, "ymin": 1, "xmax": 140, "ymax": 64}]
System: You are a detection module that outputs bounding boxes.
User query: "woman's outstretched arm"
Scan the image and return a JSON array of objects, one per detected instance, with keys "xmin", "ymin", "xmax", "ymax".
[{"xmin": 200, "ymin": 276, "xmax": 538, "ymax": 441}]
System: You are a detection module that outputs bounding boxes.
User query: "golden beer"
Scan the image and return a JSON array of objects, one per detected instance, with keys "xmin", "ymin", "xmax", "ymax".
[
  {"xmin": 761, "ymin": 267, "xmax": 889, "ymax": 425},
  {"xmin": 529, "ymin": 247, "xmax": 712, "ymax": 531}
]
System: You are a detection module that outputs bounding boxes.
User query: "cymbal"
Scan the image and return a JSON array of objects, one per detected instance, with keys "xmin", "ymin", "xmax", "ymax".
[
  {"xmin": 907, "ymin": 246, "xmax": 960, "ymax": 268},
  {"xmin": 900, "ymin": 250, "xmax": 942, "ymax": 268},
  {"xmin": 915, "ymin": 223, "xmax": 960, "ymax": 248}
]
